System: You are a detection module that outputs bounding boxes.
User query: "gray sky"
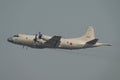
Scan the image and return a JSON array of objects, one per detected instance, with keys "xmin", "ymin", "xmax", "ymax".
[{"xmin": 0, "ymin": 0, "xmax": 120, "ymax": 80}]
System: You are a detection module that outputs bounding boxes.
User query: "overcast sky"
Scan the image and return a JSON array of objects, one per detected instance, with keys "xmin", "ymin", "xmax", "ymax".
[{"xmin": 0, "ymin": 0, "xmax": 120, "ymax": 80}]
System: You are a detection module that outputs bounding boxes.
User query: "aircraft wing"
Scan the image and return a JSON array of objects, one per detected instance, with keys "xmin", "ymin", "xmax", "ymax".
[
  {"xmin": 84, "ymin": 39, "xmax": 98, "ymax": 47},
  {"xmin": 44, "ymin": 36, "xmax": 61, "ymax": 48}
]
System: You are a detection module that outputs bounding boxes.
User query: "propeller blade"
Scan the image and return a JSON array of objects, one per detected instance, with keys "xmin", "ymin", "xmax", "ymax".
[
  {"xmin": 38, "ymin": 32, "xmax": 42, "ymax": 39},
  {"xmin": 34, "ymin": 34, "xmax": 37, "ymax": 42}
]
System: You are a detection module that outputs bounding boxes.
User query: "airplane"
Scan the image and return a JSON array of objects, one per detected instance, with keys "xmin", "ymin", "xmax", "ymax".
[{"xmin": 7, "ymin": 26, "xmax": 112, "ymax": 50}]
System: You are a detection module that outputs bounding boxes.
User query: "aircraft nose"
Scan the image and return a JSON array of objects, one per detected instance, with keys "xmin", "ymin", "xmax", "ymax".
[{"xmin": 7, "ymin": 37, "xmax": 13, "ymax": 42}]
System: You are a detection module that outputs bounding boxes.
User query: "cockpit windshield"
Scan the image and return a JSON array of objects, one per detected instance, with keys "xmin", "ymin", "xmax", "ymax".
[{"xmin": 13, "ymin": 35, "xmax": 19, "ymax": 37}]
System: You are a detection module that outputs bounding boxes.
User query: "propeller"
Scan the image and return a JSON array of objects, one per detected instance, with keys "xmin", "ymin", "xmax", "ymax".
[
  {"xmin": 38, "ymin": 32, "xmax": 42, "ymax": 39},
  {"xmin": 34, "ymin": 34, "xmax": 38, "ymax": 42},
  {"xmin": 33, "ymin": 32, "xmax": 42, "ymax": 43}
]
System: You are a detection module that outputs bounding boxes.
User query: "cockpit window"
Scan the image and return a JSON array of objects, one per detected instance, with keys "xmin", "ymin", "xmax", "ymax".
[{"xmin": 13, "ymin": 35, "xmax": 19, "ymax": 37}]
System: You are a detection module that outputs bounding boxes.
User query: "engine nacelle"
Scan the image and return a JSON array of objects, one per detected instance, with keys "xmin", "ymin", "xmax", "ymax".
[{"xmin": 41, "ymin": 35, "xmax": 51, "ymax": 41}]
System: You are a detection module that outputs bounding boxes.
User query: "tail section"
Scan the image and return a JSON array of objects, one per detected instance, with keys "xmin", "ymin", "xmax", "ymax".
[
  {"xmin": 94, "ymin": 43, "xmax": 112, "ymax": 47},
  {"xmin": 101, "ymin": 43, "xmax": 112, "ymax": 46},
  {"xmin": 77, "ymin": 26, "xmax": 112, "ymax": 48},
  {"xmin": 84, "ymin": 26, "xmax": 95, "ymax": 40},
  {"xmin": 79, "ymin": 26, "xmax": 96, "ymax": 41}
]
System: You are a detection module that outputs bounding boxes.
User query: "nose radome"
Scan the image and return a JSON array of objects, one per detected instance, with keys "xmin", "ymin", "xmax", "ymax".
[{"xmin": 7, "ymin": 37, "xmax": 13, "ymax": 42}]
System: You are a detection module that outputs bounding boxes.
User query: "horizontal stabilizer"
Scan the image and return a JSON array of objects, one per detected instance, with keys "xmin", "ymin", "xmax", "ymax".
[
  {"xmin": 86, "ymin": 39, "xmax": 98, "ymax": 45},
  {"xmin": 84, "ymin": 39, "xmax": 98, "ymax": 48}
]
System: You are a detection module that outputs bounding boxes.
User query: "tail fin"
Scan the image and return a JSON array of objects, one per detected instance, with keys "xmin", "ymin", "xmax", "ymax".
[
  {"xmin": 84, "ymin": 26, "xmax": 95, "ymax": 39},
  {"xmin": 79, "ymin": 26, "xmax": 95, "ymax": 41}
]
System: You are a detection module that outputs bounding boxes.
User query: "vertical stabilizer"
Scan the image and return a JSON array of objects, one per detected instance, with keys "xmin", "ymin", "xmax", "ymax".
[
  {"xmin": 79, "ymin": 26, "xmax": 95, "ymax": 41},
  {"xmin": 85, "ymin": 26, "xmax": 95, "ymax": 39}
]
